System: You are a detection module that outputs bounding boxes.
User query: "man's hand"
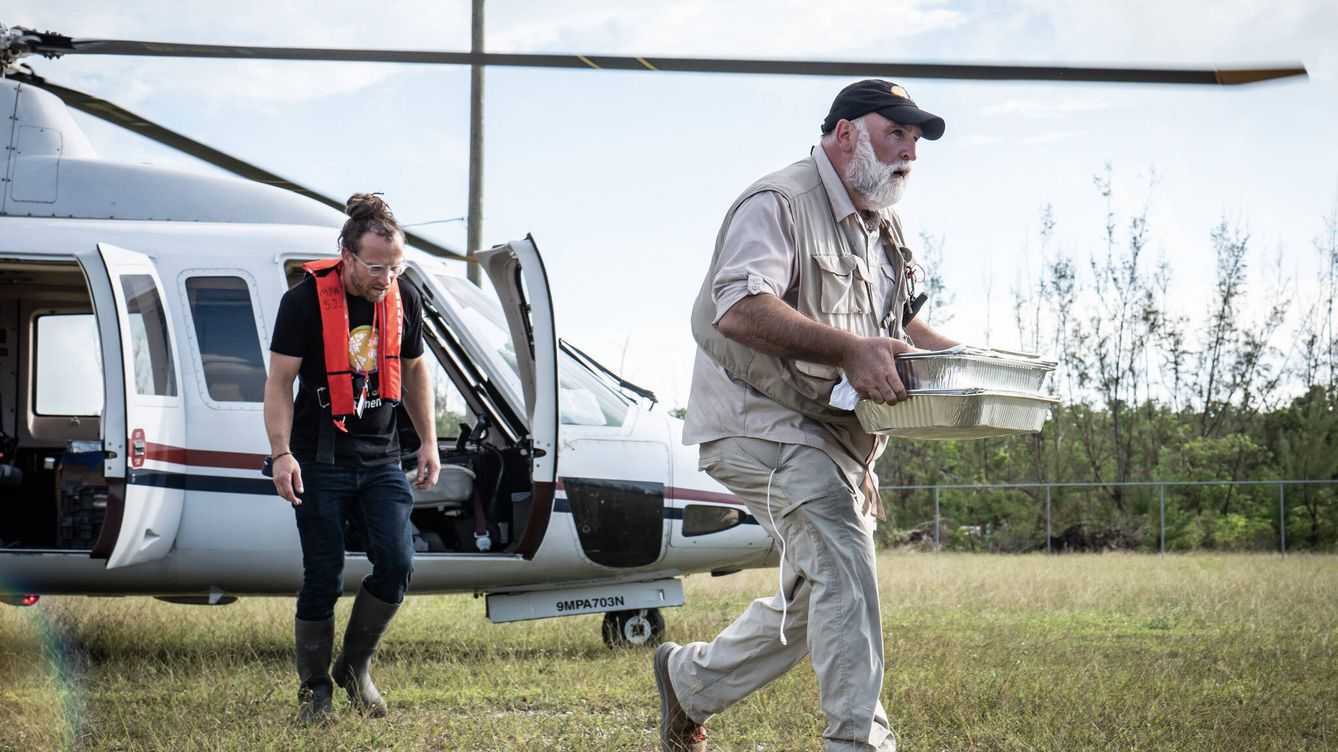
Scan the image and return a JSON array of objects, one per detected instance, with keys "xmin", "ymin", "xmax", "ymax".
[
  {"xmin": 272, "ymin": 454, "xmax": 304, "ymax": 506},
  {"xmin": 414, "ymin": 444, "xmax": 441, "ymax": 490},
  {"xmin": 400, "ymin": 354, "xmax": 439, "ymax": 490},
  {"xmin": 842, "ymin": 336, "xmax": 920, "ymax": 404},
  {"xmin": 263, "ymin": 351, "xmax": 304, "ymax": 504}
]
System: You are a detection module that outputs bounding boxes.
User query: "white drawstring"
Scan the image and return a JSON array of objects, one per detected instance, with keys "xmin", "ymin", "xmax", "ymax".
[{"xmin": 764, "ymin": 465, "xmax": 789, "ymax": 646}]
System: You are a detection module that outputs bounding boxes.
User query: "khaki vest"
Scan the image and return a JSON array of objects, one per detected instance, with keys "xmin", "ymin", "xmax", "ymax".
[{"xmin": 691, "ymin": 154, "xmax": 914, "ymax": 426}]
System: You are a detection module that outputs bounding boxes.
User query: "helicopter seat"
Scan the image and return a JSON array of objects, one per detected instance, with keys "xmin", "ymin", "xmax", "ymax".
[{"xmin": 406, "ymin": 463, "xmax": 475, "ymax": 509}]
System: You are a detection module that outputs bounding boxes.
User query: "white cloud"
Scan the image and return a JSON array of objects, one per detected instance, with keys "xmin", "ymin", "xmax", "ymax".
[
  {"xmin": 959, "ymin": 134, "xmax": 1005, "ymax": 146},
  {"xmin": 176, "ymin": 60, "xmax": 400, "ymax": 105},
  {"xmin": 981, "ymin": 96, "xmax": 1115, "ymax": 119},
  {"xmin": 7, "ymin": 0, "xmax": 467, "ymax": 107},
  {"xmin": 1022, "ymin": 131, "xmax": 1085, "ymax": 145},
  {"xmin": 997, "ymin": 0, "xmax": 1336, "ymax": 79},
  {"xmin": 487, "ymin": 0, "xmax": 966, "ymax": 57},
  {"xmin": 8, "ymin": 0, "xmax": 965, "ymax": 62},
  {"xmin": 27, "ymin": 57, "xmax": 405, "ymax": 112},
  {"xmin": 6, "ymin": 1, "xmax": 469, "ymax": 47}
]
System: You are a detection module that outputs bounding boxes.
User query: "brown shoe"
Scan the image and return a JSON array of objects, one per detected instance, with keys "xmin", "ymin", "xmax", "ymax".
[{"xmin": 654, "ymin": 642, "xmax": 707, "ymax": 751}]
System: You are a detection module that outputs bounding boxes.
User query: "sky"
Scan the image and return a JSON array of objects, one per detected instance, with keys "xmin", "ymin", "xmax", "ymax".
[{"xmin": 6, "ymin": 0, "xmax": 1336, "ymax": 409}]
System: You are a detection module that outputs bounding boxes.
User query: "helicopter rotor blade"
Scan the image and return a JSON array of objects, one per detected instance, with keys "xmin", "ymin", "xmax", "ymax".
[
  {"xmin": 6, "ymin": 69, "xmax": 468, "ymax": 261},
  {"xmin": 22, "ymin": 31, "xmax": 1307, "ymax": 86}
]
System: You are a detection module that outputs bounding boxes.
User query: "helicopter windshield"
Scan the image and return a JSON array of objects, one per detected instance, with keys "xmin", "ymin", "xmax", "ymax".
[{"xmin": 434, "ymin": 275, "xmax": 631, "ymax": 428}]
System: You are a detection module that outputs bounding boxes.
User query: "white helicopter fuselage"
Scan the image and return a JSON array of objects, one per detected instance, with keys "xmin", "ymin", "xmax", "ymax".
[{"xmin": 0, "ymin": 77, "xmax": 774, "ymax": 637}]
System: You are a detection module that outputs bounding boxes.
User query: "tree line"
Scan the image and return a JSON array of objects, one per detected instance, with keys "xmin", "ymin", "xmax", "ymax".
[{"xmin": 877, "ymin": 168, "xmax": 1338, "ymax": 552}]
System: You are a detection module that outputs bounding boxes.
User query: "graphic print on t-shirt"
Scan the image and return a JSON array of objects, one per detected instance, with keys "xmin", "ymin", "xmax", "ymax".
[{"xmin": 348, "ymin": 324, "xmax": 379, "ymax": 375}]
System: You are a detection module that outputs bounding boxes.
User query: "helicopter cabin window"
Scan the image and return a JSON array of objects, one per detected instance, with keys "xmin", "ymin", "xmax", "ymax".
[
  {"xmin": 558, "ymin": 355, "xmax": 630, "ymax": 427},
  {"xmin": 33, "ymin": 313, "xmax": 103, "ymax": 416},
  {"xmin": 184, "ymin": 276, "xmax": 267, "ymax": 402},
  {"xmin": 432, "ymin": 274, "xmax": 631, "ymax": 427},
  {"xmin": 120, "ymin": 274, "xmax": 177, "ymax": 398},
  {"xmin": 427, "ymin": 357, "xmax": 475, "ymax": 439},
  {"xmin": 681, "ymin": 505, "xmax": 745, "ymax": 537}
]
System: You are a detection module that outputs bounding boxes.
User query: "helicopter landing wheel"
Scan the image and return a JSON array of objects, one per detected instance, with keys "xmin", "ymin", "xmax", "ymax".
[{"xmin": 601, "ymin": 608, "xmax": 664, "ymax": 648}]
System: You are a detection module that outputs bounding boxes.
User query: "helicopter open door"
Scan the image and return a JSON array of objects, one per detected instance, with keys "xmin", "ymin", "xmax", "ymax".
[
  {"xmin": 77, "ymin": 243, "xmax": 186, "ymax": 569},
  {"xmin": 475, "ymin": 236, "xmax": 558, "ymax": 558}
]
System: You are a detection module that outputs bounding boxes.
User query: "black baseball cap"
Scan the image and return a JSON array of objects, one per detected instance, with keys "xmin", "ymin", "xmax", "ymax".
[{"xmin": 821, "ymin": 79, "xmax": 945, "ymax": 140}]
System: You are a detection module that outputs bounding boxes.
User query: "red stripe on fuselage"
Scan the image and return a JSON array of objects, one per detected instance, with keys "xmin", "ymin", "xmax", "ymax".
[{"xmin": 142, "ymin": 443, "xmax": 265, "ymax": 470}]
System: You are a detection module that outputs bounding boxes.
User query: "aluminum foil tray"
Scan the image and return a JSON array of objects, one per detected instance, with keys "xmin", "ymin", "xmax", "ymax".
[
  {"xmin": 895, "ymin": 347, "xmax": 1057, "ymax": 393},
  {"xmin": 856, "ymin": 389, "xmax": 1059, "ymax": 440}
]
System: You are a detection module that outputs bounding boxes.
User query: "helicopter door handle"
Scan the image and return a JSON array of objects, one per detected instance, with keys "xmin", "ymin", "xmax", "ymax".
[{"xmin": 130, "ymin": 428, "xmax": 146, "ymax": 468}]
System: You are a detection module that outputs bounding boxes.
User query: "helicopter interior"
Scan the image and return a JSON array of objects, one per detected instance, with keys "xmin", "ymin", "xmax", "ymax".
[{"xmin": 0, "ymin": 258, "xmax": 108, "ymax": 552}]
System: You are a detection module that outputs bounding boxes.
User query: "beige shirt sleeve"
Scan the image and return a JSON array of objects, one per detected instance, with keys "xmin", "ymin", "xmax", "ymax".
[{"xmin": 710, "ymin": 191, "xmax": 799, "ymax": 323}]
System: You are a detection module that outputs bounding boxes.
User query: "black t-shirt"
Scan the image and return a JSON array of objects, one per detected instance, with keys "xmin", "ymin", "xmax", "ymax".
[{"xmin": 270, "ymin": 275, "xmax": 424, "ymax": 466}]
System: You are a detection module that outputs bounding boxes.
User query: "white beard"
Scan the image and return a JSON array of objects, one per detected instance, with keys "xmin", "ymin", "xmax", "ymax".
[{"xmin": 846, "ymin": 125, "xmax": 911, "ymax": 209}]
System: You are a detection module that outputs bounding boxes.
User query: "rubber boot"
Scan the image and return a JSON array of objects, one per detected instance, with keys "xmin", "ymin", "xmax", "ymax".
[
  {"xmin": 332, "ymin": 581, "xmax": 400, "ymax": 717},
  {"xmin": 295, "ymin": 617, "xmax": 337, "ymax": 725}
]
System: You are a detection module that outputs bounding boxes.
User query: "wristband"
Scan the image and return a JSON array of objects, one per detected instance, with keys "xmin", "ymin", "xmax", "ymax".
[{"xmin": 273, "ymin": 451, "xmax": 293, "ymax": 461}]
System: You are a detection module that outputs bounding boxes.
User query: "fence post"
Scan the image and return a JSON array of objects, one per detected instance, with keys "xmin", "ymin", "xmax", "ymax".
[
  {"xmin": 934, "ymin": 486, "xmax": 941, "ymax": 555},
  {"xmin": 1279, "ymin": 482, "xmax": 1287, "ymax": 557},
  {"xmin": 1045, "ymin": 485, "xmax": 1052, "ymax": 555},
  {"xmin": 1159, "ymin": 484, "xmax": 1166, "ymax": 556}
]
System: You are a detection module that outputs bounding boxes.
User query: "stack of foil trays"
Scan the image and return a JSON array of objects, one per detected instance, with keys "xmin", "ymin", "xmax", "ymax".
[{"xmin": 855, "ymin": 346, "xmax": 1059, "ymax": 439}]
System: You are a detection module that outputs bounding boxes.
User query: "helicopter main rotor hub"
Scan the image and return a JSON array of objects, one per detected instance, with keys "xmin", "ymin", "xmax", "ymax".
[
  {"xmin": 1, "ymin": 24, "xmax": 72, "ymax": 72},
  {"xmin": 2, "ymin": 24, "xmax": 31, "ymax": 68}
]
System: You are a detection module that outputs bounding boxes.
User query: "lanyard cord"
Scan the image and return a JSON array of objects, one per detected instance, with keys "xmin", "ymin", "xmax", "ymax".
[{"xmin": 765, "ymin": 465, "xmax": 790, "ymax": 646}]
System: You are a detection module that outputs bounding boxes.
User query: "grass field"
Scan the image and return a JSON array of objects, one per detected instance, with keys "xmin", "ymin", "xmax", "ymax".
[{"xmin": 2, "ymin": 553, "xmax": 1335, "ymax": 751}]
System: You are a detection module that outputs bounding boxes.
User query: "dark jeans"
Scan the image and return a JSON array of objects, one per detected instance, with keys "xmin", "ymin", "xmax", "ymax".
[{"xmin": 293, "ymin": 462, "xmax": 414, "ymax": 622}]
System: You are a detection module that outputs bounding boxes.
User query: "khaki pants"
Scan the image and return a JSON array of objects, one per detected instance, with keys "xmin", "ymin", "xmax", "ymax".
[{"xmin": 667, "ymin": 437, "xmax": 894, "ymax": 752}]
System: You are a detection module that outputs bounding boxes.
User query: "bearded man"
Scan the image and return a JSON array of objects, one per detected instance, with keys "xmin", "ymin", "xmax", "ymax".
[
  {"xmin": 654, "ymin": 81, "xmax": 959, "ymax": 752},
  {"xmin": 264, "ymin": 193, "xmax": 440, "ymax": 724}
]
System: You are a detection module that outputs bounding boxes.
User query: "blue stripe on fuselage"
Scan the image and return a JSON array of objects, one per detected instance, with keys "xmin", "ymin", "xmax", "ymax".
[{"xmin": 128, "ymin": 470, "xmax": 757, "ymax": 526}]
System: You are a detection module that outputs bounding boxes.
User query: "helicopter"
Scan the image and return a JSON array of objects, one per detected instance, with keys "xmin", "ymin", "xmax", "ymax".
[
  {"xmin": 0, "ymin": 20, "xmax": 1306, "ymax": 646},
  {"xmin": 0, "ymin": 70, "xmax": 775, "ymax": 646}
]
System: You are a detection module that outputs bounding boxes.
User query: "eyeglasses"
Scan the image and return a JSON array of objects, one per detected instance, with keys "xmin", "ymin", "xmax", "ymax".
[{"xmin": 348, "ymin": 253, "xmax": 406, "ymax": 278}]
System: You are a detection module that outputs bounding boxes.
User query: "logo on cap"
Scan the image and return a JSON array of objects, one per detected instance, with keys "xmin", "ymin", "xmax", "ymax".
[{"xmin": 888, "ymin": 84, "xmax": 909, "ymax": 99}]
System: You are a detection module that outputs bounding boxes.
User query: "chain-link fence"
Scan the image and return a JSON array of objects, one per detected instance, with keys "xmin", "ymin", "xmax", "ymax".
[{"xmin": 879, "ymin": 479, "xmax": 1338, "ymax": 554}]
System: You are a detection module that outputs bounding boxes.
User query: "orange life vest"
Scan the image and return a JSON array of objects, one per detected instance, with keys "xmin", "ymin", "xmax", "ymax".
[{"xmin": 302, "ymin": 258, "xmax": 403, "ymax": 419}]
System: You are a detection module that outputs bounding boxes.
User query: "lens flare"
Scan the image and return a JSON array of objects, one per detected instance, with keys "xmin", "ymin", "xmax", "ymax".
[{"xmin": 1, "ymin": 580, "xmax": 86, "ymax": 750}]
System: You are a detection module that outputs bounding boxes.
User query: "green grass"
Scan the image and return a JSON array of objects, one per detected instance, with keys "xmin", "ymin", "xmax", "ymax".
[{"xmin": 2, "ymin": 553, "xmax": 1335, "ymax": 751}]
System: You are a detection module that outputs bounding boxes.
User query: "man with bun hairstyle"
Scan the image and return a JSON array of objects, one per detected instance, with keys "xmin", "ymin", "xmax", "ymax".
[
  {"xmin": 264, "ymin": 193, "xmax": 441, "ymax": 724},
  {"xmin": 654, "ymin": 81, "xmax": 959, "ymax": 751}
]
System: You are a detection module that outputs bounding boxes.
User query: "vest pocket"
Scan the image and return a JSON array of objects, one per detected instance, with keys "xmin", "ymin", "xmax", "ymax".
[
  {"xmin": 794, "ymin": 359, "xmax": 841, "ymax": 381},
  {"xmin": 879, "ymin": 261, "xmax": 907, "ymax": 337},
  {"xmin": 813, "ymin": 254, "xmax": 866, "ymax": 314}
]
